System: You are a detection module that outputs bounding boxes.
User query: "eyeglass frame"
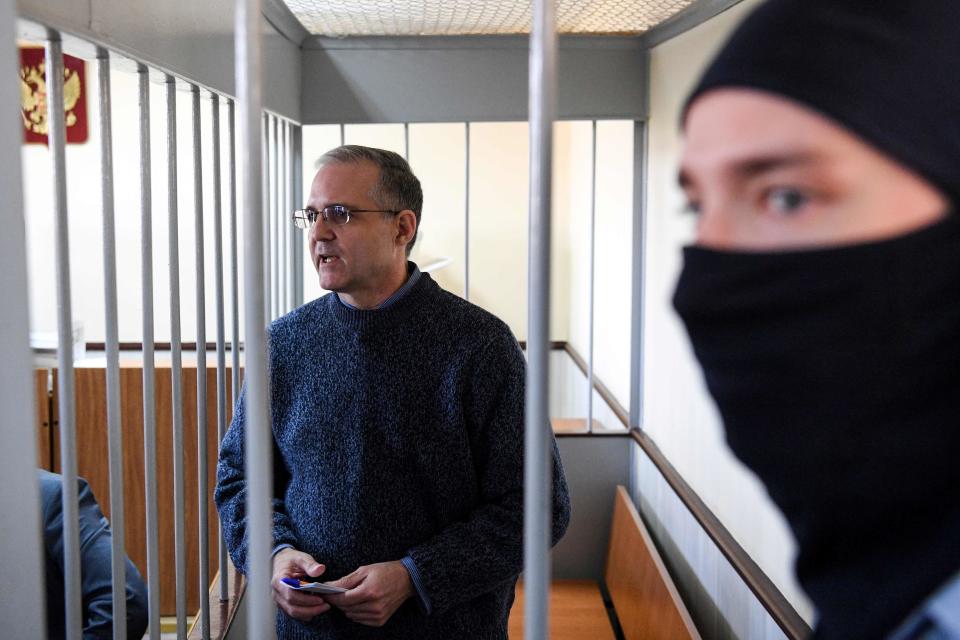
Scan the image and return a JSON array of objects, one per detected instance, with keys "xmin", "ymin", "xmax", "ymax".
[{"xmin": 292, "ymin": 204, "xmax": 401, "ymax": 229}]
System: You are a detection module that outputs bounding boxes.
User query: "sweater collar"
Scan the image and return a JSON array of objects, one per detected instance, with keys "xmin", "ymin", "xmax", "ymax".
[
  {"xmin": 336, "ymin": 262, "xmax": 422, "ymax": 311},
  {"xmin": 328, "ymin": 263, "xmax": 435, "ymax": 333}
]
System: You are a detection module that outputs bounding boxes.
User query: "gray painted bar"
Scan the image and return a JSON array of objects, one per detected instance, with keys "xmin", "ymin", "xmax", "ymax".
[
  {"xmin": 47, "ymin": 30, "xmax": 83, "ymax": 640},
  {"xmin": 96, "ymin": 46, "xmax": 128, "ymax": 640},
  {"xmin": 524, "ymin": 0, "xmax": 556, "ymax": 637},
  {"xmin": 165, "ymin": 74, "xmax": 188, "ymax": 640},
  {"xmin": 137, "ymin": 62, "xmax": 162, "ymax": 640},
  {"xmin": 0, "ymin": 0, "xmax": 46, "ymax": 633},
  {"xmin": 212, "ymin": 94, "xmax": 230, "ymax": 602},
  {"xmin": 236, "ymin": 0, "xmax": 277, "ymax": 635},
  {"xmin": 191, "ymin": 84, "xmax": 211, "ymax": 640}
]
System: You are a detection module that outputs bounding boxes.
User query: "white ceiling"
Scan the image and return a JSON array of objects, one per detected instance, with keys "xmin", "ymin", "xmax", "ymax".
[{"xmin": 283, "ymin": 0, "xmax": 696, "ymax": 37}]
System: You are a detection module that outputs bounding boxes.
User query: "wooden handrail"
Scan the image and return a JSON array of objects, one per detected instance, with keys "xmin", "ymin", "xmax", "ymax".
[
  {"xmin": 187, "ymin": 562, "xmax": 246, "ymax": 640},
  {"xmin": 561, "ymin": 343, "xmax": 629, "ymax": 428}
]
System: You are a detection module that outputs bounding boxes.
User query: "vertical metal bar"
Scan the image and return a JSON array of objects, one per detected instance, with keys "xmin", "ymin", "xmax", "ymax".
[
  {"xmin": 270, "ymin": 116, "xmax": 279, "ymax": 319},
  {"xmin": 339, "ymin": 122, "xmax": 345, "ymax": 146},
  {"xmin": 137, "ymin": 63, "xmax": 162, "ymax": 640},
  {"xmin": 464, "ymin": 122, "xmax": 470, "ymax": 301},
  {"xmin": 284, "ymin": 121, "xmax": 294, "ymax": 312},
  {"xmin": 237, "ymin": 0, "xmax": 276, "ymax": 635},
  {"xmin": 212, "ymin": 94, "xmax": 230, "ymax": 603},
  {"xmin": 47, "ymin": 30, "xmax": 83, "ymax": 640},
  {"xmin": 191, "ymin": 84, "xmax": 211, "ymax": 640},
  {"xmin": 587, "ymin": 120, "xmax": 597, "ymax": 434},
  {"xmin": 278, "ymin": 119, "xmax": 287, "ymax": 314},
  {"xmin": 525, "ymin": 0, "xmax": 556, "ymax": 636},
  {"xmin": 166, "ymin": 74, "xmax": 189, "ymax": 640},
  {"xmin": 276, "ymin": 119, "xmax": 284, "ymax": 314},
  {"xmin": 262, "ymin": 114, "xmax": 270, "ymax": 324},
  {"xmin": 96, "ymin": 47, "xmax": 128, "ymax": 640},
  {"xmin": 629, "ymin": 120, "xmax": 647, "ymax": 433},
  {"xmin": 0, "ymin": 0, "xmax": 46, "ymax": 632},
  {"xmin": 403, "ymin": 122, "xmax": 409, "ymax": 161},
  {"xmin": 292, "ymin": 125, "xmax": 304, "ymax": 307},
  {"xmin": 229, "ymin": 100, "xmax": 240, "ymax": 410}
]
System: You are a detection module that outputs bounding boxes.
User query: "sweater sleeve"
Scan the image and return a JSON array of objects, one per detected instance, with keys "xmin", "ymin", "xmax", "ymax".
[
  {"xmin": 214, "ymin": 383, "xmax": 299, "ymax": 575},
  {"xmin": 406, "ymin": 330, "xmax": 571, "ymax": 616}
]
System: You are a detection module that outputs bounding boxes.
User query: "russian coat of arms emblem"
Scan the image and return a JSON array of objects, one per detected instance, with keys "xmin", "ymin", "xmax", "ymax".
[{"xmin": 19, "ymin": 46, "xmax": 88, "ymax": 145}]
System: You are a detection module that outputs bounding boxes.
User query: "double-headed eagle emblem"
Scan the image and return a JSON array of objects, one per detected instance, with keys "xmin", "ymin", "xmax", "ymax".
[{"xmin": 20, "ymin": 59, "xmax": 82, "ymax": 135}]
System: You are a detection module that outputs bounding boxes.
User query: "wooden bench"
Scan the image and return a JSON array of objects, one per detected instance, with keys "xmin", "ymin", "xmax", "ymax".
[{"xmin": 509, "ymin": 485, "xmax": 700, "ymax": 640}]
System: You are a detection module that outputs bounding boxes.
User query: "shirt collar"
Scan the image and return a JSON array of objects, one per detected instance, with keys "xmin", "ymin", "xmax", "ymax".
[{"xmin": 337, "ymin": 262, "xmax": 421, "ymax": 311}]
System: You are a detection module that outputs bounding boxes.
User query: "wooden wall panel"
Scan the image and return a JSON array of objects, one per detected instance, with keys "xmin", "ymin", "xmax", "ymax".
[
  {"xmin": 605, "ymin": 485, "xmax": 700, "ymax": 640},
  {"xmin": 71, "ymin": 364, "xmax": 237, "ymax": 616}
]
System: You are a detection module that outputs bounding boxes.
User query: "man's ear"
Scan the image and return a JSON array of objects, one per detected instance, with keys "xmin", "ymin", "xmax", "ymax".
[{"xmin": 395, "ymin": 209, "xmax": 417, "ymax": 248}]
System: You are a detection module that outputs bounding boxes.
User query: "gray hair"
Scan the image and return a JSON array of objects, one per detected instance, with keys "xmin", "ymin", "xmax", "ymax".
[{"xmin": 317, "ymin": 145, "xmax": 423, "ymax": 255}]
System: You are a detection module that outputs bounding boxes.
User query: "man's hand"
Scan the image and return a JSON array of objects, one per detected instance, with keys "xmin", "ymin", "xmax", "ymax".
[
  {"xmin": 272, "ymin": 548, "xmax": 331, "ymax": 621},
  {"xmin": 324, "ymin": 561, "xmax": 415, "ymax": 627}
]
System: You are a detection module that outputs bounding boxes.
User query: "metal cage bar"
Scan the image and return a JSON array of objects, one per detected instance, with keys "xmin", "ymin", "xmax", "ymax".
[
  {"xmin": 212, "ymin": 94, "xmax": 231, "ymax": 603},
  {"xmin": 587, "ymin": 120, "xmax": 597, "ymax": 434},
  {"xmin": 0, "ymin": 0, "xmax": 46, "ymax": 633},
  {"xmin": 191, "ymin": 83, "xmax": 211, "ymax": 640},
  {"xmin": 137, "ymin": 62, "xmax": 162, "ymax": 640},
  {"xmin": 95, "ymin": 46, "xmax": 128, "ymax": 640},
  {"xmin": 229, "ymin": 99, "xmax": 240, "ymax": 411},
  {"xmin": 284, "ymin": 120, "xmax": 294, "ymax": 312},
  {"xmin": 262, "ymin": 114, "xmax": 270, "ymax": 324},
  {"xmin": 236, "ymin": 0, "xmax": 276, "ymax": 636},
  {"xmin": 270, "ymin": 115, "xmax": 279, "ymax": 319},
  {"xmin": 166, "ymin": 74, "xmax": 189, "ymax": 640},
  {"xmin": 279, "ymin": 118, "xmax": 288, "ymax": 313},
  {"xmin": 464, "ymin": 122, "xmax": 470, "ymax": 301},
  {"xmin": 628, "ymin": 120, "xmax": 647, "ymax": 434},
  {"xmin": 47, "ymin": 29, "xmax": 83, "ymax": 640},
  {"xmin": 524, "ymin": 0, "xmax": 556, "ymax": 636},
  {"xmin": 292, "ymin": 124, "xmax": 304, "ymax": 308}
]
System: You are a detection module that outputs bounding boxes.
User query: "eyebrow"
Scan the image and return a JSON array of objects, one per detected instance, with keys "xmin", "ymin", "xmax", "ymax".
[{"xmin": 678, "ymin": 152, "xmax": 823, "ymax": 189}]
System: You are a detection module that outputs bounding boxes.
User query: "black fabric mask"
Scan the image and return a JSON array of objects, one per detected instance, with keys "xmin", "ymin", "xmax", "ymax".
[{"xmin": 672, "ymin": 216, "xmax": 960, "ymax": 639}]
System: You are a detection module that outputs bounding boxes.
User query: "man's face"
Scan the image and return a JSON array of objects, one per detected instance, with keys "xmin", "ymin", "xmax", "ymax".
[
  {"xmin": 680, "ymin": 88, "xmax": 947, "ymax": 251},
  {"xmin": 307, "ymin": 160, "xmax": 411, "ymax": 305}
]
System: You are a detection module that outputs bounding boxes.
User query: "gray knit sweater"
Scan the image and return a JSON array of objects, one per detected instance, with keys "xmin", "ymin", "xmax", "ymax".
[{"xmin": 215, "ymin": 272, "xmax": 571, "ymax": 639}]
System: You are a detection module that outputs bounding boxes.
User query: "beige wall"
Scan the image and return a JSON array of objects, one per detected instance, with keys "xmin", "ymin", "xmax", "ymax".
[
  {"xmin": 24, "ymin": 61, "xmax": 244, "ymax": 347},
  {"xmin": 300, "ymin": 120, "xmax": 630, "ymax": 345},
  {"xmin": 640, "ymin": 0, "xmax": 815, "ymax": 631}
]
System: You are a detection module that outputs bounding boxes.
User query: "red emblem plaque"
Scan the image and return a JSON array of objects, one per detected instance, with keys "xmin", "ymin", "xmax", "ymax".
[{"xmin": 19, "ymin": 46, "xmax": 88, "ymax": 145}]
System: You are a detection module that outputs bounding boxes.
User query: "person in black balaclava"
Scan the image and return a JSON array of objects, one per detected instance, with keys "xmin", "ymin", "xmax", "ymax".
[{"xmin": 673, "ymin": 1, "xmax": 960, "ymax": 638}]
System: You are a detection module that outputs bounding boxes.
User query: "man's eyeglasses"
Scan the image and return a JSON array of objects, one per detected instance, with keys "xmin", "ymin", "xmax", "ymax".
[{"xmin": 292, "ymin": 205, "xmax": 400, "ymax": 229}]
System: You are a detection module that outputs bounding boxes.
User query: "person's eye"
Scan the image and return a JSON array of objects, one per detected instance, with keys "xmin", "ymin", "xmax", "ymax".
[
  {"xmin": 765, "ymin": 187, "xmax": 809, "ymax": 215},
  {"xmin": 329, "ymin": 205, "xmax": 350, "ymax": 223}
]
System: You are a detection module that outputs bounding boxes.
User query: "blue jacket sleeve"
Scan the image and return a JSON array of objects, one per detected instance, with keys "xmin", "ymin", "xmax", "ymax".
[{"xmin": 41, "ymin": 471, "xmax": 149, "ymax": 640}]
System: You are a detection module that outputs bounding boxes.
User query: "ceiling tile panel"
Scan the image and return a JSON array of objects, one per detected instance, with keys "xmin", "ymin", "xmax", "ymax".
[{"xmin": 284, "ymin": 0, "xmax": 696, "ymax": 36}]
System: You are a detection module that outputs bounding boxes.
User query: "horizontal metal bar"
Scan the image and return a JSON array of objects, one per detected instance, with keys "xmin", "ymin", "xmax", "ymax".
[{"xmin": 637, "ymin": 0, "xmax": 747, "ymax": 49}]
